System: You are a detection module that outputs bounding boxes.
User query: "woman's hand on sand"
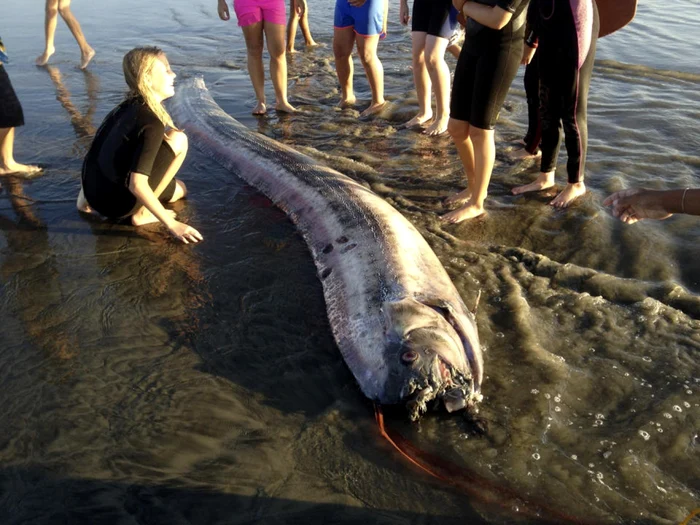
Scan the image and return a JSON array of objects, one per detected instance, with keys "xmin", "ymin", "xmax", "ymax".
[
  {"xmin": 603, "ymin": 189, "xmax": 673, "ymax": 224},
  {"xmin": 168, "ymin": 221, "xmax": 204, "ymax": 244},
  {"xmin": 522, "ymin": 45, "xmax": 536, "ymax": 65},
  {"xmin": 399, "ymin": 0, "xmax": 410, "ymax": 25},
  {"xmin": 217, "ymin": 0, "xmax": 230, "ymax": 21}
]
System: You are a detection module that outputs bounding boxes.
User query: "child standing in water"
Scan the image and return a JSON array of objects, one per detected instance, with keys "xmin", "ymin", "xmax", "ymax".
[
  {"xmin": 512, "ymin": 0, "xmax": 599, "ymax": 207},
  {"xmin": 77, "ymin": 47, "xmax": 202, "ymax": 244},
  {"xmin": 399, "ymin": 0, "xmax": 458, "ymax": 136},
  {"xmin": 1, "ymin": 36, "xmax": 41, "ymax": 176},
  {"xmin": 36, "ymin": 0, "xmax": 95, "ymax": 69},
  {"xmin": 286, "ymin": 0, "xmax": 318, "ymax": 53},
  {"xmin": 442, "ymin": 0, "xmax": 530, "ymax": 223},
  {"xmin": 333, "ymin": 0, "xmax": 389, "ymax": 117},
  {"xmin": 217, "ymin": 0, "xmax": 297, "ymax": 115}
]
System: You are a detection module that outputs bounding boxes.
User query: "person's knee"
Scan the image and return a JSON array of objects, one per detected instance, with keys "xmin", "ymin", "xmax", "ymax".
[
  {"xmin": 426, "ymin": 52, "xmax": 444, "ymax": 72},
  {"xmin": 357, "ymin": 48, "xmax": 378, "ymax": 68},
  {"xmin": 45, "ymin": 0, "xmax": 59, "ymax": 15},
  {"xmin": 469, "ymin": 126, "xmax": 492, "ymax": 143},
  {"xmin": 448, "ymin": 119, "xmax": 469, "ymax": 140},
  {"xmin": 166, "ymin": 129, "xmax": 188, "ymax": 156},
  {"xmin": 333, "ymin": 40, "xmax": 352, "ymax": 61},
  {"xmin": 57, "ymin": 0, "xmax": 73, "ymax": 17},
  {"xmin": 170, "ymin": 180, "xmax": 187, "ymax": 202}
]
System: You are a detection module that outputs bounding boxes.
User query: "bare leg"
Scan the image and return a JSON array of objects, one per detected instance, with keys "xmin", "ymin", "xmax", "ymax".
[
  {"xmin": 131, "ymin": 130, "xmax": 188, "ymax": 226},
  {"xmin": 286, "ymin": 1, "xmax": 300, "ymax": 54},
  {"xmin": 443, "ymin": 118, "xmax": 474, "ymax": 207},
  {"xmin": 0, "ymin": 128, "xmax": 41, "ymax": 175},
  {"xmin": 241, "ymin": 22, "xmax": 267, "ymax": 115},
  {"xmin": 333, "ymin": 27, "xmax": 356, "ymax": 108},
  {"xmin": 299, "ymin": 8, "xmax": 317, "ymax": 47},
  {"xmin": 57, "ymin": 0, "xmax": 95, "ymax": 69},
  {"xmin": 404, "ymin": 32, "xmax": 432, "ymax": 129},
  {"xmin": 446, "ymin": 43, "xmax": 461, "ymax": 60},
  {"xmin": 423, "ymin": 35, "xmax": 450, "ymax": 136},
  {"xmin": 442, "ymin": 125, "xmax": 494, "ymax": 223},
  {"xmin": 36, "ymin": 0, "xmax": 59, "ymax": 66},
  {"xmin": 356, "ymin": 35, "xmax": 386, "ymax": 117},
  {"xmin": 264, "ymin": 23, "xmax": 297, "ymax": 112}
]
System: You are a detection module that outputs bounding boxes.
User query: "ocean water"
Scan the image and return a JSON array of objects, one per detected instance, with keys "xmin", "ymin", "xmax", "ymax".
[{"xmin": 0, "ymin": 1, "xmax": 698, "ymax": 524}]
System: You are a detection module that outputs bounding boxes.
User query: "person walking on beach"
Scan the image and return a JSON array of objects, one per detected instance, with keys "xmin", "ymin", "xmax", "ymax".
[
  {"xmin": 512, "ymin": 0, "xmax": 599, "ymax": 208},
  {"xmin": 0, "ymin": 36, "xmax": 41, "ymax": 177},
  {"xmin": 333, "ymin": 0, "xmax": 388, "ymax": 117},
  {"xmin": 77, "ymin": 47, "xmax": 202, "ymax": 244},
  {"xmin": 287, "ymin": 0, "xmax": 318, "ymax": 53},
  {"xmin": 36, "ymin": 0, "xmax": 95, "ymax": 69},
  {"xmin": 217, "ymin": 0, "xmax": 296, "ymax": 115},
  {"xmin": 441, "ymin": 0, "xmax": 530, "ymax": 223},
  {"xmin": 399, "ymin": 0, "xmax": 457, "ymax": 136}
]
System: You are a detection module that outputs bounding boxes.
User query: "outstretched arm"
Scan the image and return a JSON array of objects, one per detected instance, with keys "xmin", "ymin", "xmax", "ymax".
[{"xmin": 603, "ymin": 188, "xmax": 700, "ymax": 224}]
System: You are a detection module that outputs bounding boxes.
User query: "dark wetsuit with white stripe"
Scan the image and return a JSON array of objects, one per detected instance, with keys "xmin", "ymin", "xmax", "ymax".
[{"xmin": 525, "ymin": 0, "xmax": 599, "ymax": 183}]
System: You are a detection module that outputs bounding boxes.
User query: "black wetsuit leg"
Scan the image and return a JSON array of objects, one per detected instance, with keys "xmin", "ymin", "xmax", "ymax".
[
  {"xmin": 538, "ymin": 2, "xmax": 598, "ymax": 183},
  {"xmin": 523, "ymin": 52, "xmax": 541, "ymax": 154}
]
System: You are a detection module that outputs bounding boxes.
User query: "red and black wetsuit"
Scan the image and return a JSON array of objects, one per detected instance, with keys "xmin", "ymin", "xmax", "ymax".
[{"xmin": 525, "ymin": 0, "xmax": 599, "ymax": 183}]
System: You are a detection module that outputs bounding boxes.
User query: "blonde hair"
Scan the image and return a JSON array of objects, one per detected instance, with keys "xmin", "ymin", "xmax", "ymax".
[{"xmin": 122, "ymin": 46, "xmax": 175, "ymax": 129}]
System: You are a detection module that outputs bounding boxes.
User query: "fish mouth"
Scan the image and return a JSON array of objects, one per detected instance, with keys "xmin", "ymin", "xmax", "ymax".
[{"xmin": 402, "ymin": 354, "xmax": 481, "ymax": 421}]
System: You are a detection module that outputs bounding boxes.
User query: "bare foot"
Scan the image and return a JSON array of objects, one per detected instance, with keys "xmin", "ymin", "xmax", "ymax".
[
  {"xmin": 360, "ymin": 100, "xmax": 386, "ymax": 118},
  {"xmin": 131, "ymin": 208, "xmax": 176, "ymax": 226},
  {"xmin": 403, "ymin": 113, "xmax": 433, "ymax": 130},
  {"xmin": 440, "ymin": 203, "xmax": 485, "ymax": 224},
  {"xmin": 286, "ymin": 46, "xmax": 297, "ymax": 54},
  {"xmin": 550, "ymin": 182, "xmax": 586, "ymax": 208},
  {"xmin": 36, "ymin": 47, "xmax": 55, "ymax": 66},
  {"xmin": 509, "ymin": 147, "xmax": 541, "ymax": 161},
  {"xmin": 80, "ymin": 47, "xmax": 95, "ymax": 70},
  {"xmin": 339, "ymin": 95, "xmax": 356, "ymax": 109},
  {"xmin": 306, "ymin": 40, "xmax": 319, "ymax": 47},
  {"xmin": 276, "ymin": 100, "xmax": 298, "ymax": 113},
  {"xmin": 512, "ymin": 171, "xmax": 555, "ymax": 195},
  {"xmin": 0, "ymin": 162, "xmax": 42, "ymax": 176},
  {"xmin": 76, "ymin": 188, "xmax": 98, "ymax": 214},
  {"xmin": 444, "ymin": 188, "xmax": 472, "ymax": 207},
  {"xmin": 252, "ymin": 101, "xmax": 267, "ymax": 116},
  {"xmin": 423, "ymin": 117, "xmax": 449, "ymax": 137}
]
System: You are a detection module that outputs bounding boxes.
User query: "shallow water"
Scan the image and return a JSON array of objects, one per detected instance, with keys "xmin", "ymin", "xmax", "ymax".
[{"xmin": 1, "ymin": 1, "xmax": 698, "ymax": 524}]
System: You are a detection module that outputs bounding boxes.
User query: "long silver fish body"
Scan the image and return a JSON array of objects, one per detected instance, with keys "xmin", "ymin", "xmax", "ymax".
[{"xmin": 172, "ymin": 78, "xmax": 484, "ymax": 420}]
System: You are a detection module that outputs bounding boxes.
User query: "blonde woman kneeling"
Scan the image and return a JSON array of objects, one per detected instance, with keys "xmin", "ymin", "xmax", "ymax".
[{"xmin": 77, "ymin": 47, "xmax": 202, "ymax": 244}]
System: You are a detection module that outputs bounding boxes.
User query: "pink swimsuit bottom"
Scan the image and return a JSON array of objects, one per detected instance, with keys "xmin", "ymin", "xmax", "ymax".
[{"xmin": 233, "ymin": 0, "xmax": 286, "ymax": 27}]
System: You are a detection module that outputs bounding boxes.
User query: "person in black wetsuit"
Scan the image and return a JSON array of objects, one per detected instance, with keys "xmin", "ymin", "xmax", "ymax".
[
  {"xmin": 77, "ymin": 47, "xmax": 203, "ymax": 244},
  {"xmin": 442, "ymin": 0, "xmax": 530, "ymax": 223},
  {"xmin": 512, "ymin": 0, "xmax": 599, "ymax": 208}
]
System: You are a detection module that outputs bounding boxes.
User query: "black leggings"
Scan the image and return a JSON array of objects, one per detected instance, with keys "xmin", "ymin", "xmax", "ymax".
[
  {"xmin": 523, "ymin": 52, "xmax": 541, "ymax": 154},
  {"xmin": 538, "ymin": 3, "xmax": 599, "ymax": 183}
]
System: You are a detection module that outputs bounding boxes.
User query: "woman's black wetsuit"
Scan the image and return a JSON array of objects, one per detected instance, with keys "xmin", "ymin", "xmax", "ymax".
[
  {"xmin": 523, "ymin": 52, "xmax": 541, "ymax": 153},
  {"xmin": 82, "ymin": 97, "xmax": 176, "ymax": 218},
  {"xmin": 411, "ymin": 0, "xmax": 457, "ymax": 39},
  {"xmin": 450, "ymin": 0, "xmax": 530, "ymax": 130},
  {"xmin": 526, "ymin": 0, "xmax": 599, "ymax": 183}
]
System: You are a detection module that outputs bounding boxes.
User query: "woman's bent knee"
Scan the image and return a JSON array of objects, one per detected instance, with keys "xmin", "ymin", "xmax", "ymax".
[{"xmin": 448, "ymin": 118, "xmax": 469, "ymax": 140}]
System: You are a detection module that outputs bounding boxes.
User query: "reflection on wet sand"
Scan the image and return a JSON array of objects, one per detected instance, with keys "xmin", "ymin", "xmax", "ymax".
[{"xmin": 44, "ymin": 65, "xmax": 98, "ymax": 156}]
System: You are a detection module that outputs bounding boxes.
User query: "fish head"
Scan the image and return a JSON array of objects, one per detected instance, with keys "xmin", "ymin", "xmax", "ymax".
[{"xmin": 382, "ymin": 298, "xmax": 483, "ymax": 420}]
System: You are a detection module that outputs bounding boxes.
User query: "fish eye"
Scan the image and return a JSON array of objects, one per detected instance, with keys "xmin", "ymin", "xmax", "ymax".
[{"xmin": 401, "ymin": 351, "xmax": 418, "ymax": 363}]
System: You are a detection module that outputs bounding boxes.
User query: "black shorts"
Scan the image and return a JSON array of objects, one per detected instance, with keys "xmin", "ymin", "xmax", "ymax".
[
  {"xmin": 83, "ymin": 141, "xmax": 178, "ymax": 219},
  {"xmin": 411, "ymin": 0, "xmax": 457, "ymax": 39},
  {"xmin": 0, "ymin": 65, "xmax": 25, "ymax": 128},
  {"xmin": 450, "ymin": 38, "xmax": 522, "ymax": 130}
]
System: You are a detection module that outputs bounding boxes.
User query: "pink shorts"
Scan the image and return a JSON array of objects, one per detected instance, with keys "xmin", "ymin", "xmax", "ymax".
[{"xmin": 233, "ymin": 0, "xmax": 286, "ymax": 27}]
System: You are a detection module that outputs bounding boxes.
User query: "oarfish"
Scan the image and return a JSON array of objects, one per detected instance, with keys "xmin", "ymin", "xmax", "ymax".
[{"xmin": 171, "ymin": 78, "xmax": 483, "ymax": 420}]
